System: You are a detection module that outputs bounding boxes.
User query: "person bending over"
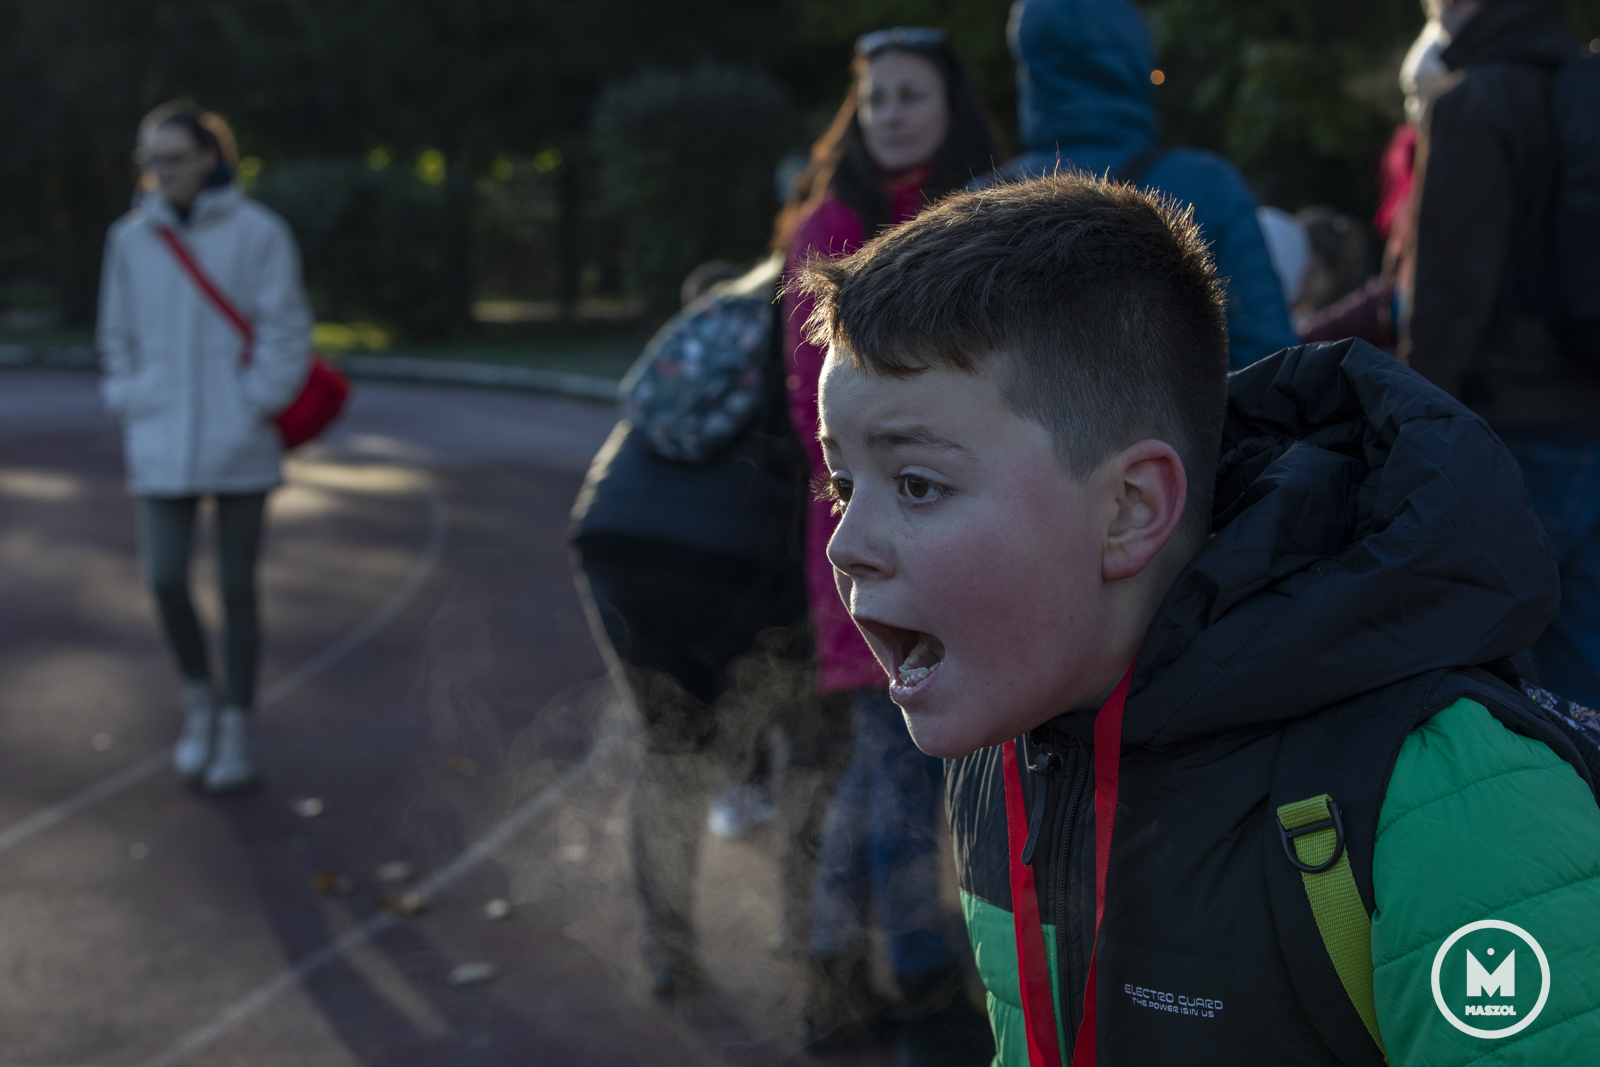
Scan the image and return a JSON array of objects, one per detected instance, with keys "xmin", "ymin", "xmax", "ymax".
[{"xmin": 798, "ymin": 173, "xmax": 1600, "ymax": 1065}]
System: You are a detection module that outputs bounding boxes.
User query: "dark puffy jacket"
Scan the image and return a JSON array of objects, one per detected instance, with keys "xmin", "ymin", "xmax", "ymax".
[
  {"xmin": 996, "ymin": 0, "xmax": 1295, "ymax": 371},
  {"xmin": 949, "ymin": 340, "xmax": 1600, "ymax": 1064},
  {"xmin": 1405, "ymin": 0, "xmax": 1600, "ymax": 425}
]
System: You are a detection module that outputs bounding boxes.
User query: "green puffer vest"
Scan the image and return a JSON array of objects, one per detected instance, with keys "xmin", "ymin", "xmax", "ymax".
[{"xmin": 951, "ymin": 680, "xmax": 1600, "ymax": 1066}]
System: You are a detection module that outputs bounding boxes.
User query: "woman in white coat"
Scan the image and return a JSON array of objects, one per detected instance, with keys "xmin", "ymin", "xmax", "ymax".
[{"xmin": 98, "ymin": 102, "xmax": 311, "ymax": 793}]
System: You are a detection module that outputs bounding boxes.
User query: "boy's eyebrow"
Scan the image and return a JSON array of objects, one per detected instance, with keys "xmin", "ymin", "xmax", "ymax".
[
  {"xmin": 864, "ymin": 428, "xmax": 972, "ymax": 457},
  {"xmin": 866, "ymin": 427, "xmax": 976, "ymax": 457},
  {"xmin": 815, "ymin": 427, "xmax": 977, "ymax": 459}
]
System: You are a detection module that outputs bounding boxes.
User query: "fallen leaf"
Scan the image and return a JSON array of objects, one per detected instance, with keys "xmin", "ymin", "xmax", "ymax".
[
  {"xmin": 311, "ymin": 872, "xmax": 353, "ymax": 895},
  {"xmin": 379, "ymin": 890, "xmax": 427, "ymax": 915},
  {"xmin": 375, "ymin": 861, "xmax": 414, "ymax": 883},
  {"xmin": 447, "ymin": 962, "xmax": 497, "ymax": 986},
  {"xmin": 291, "ymin": 797, "xmax": 325, "ymax": 818}
]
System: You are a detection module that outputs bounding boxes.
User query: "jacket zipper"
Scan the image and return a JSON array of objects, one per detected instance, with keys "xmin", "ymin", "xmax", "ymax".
[{"xmin": 1053, "ymin": 739, "xmax": 1089, "ymax": 1063}]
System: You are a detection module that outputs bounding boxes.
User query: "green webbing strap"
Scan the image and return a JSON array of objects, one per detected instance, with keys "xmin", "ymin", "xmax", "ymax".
[{"xmin": 1276, "ymin": 795, "xmax": 1389, "ymax": 1062}]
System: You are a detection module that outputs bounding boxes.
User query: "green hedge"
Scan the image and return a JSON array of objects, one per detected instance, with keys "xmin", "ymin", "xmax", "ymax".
[
  {"xmin": 593, "ymin": 64, "xmax": 797, "ymax": 310},
  {"xmin": 254, "ymin": 157, "xmax": 472, "ymax": 340}
]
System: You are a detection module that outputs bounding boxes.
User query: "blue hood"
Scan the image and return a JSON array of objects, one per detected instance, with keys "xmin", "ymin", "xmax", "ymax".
[{"xmin": 1012, "ymin": 0, "xmax": 1159, "ymax": 154}]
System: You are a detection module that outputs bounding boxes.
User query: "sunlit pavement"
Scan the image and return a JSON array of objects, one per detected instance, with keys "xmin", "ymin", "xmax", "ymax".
[{"xmin": 0, "ymin": 370, "xmax": 865, "ymax": 1067}]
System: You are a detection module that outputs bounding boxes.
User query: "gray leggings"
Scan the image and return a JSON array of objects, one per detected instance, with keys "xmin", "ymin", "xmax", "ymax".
[{"xmin": 138, "ymin": 493, "xmax": 267, "ymax": 710}]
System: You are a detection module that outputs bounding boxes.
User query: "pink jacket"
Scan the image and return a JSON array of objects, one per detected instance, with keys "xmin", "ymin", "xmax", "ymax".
[{"xmin": 782, "ymin": 176, "xmax": 927, "ymax": 692}]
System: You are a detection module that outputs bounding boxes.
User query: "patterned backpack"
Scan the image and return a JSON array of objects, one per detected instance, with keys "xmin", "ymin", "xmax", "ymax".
[{"xmin": 621, "ymin": 255, "xmax": 783, "ymax": 463}]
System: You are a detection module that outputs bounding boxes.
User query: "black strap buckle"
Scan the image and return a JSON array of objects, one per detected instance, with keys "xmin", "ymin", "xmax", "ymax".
[{"xmin": 1277, "ymin": 799, "xmax": 1347, "ymax": 875}]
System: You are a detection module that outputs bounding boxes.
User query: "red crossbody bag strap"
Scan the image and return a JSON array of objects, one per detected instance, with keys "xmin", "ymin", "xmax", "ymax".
[
  {"xmin": 1002, "ymin": 663, "xmax": 1135, "ymax": 1067},
  {"xmin": 156, "ymin": 226, "xmax": 255, "ymax": 362}
]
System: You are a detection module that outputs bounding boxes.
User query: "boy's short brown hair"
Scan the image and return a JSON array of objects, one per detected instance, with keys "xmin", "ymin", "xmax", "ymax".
[{"xmin": 797, "ymin": 173, "xmax": 1229, "ymax": 537}]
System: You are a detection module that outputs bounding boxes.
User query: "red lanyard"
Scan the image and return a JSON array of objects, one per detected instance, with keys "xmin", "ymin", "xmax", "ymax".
[{"xmin": 1001, "ymin": 663, "xmax": 1134, "ymax": 1067}]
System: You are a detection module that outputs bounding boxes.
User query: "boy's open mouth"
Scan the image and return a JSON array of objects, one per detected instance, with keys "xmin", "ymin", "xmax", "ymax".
[
  {"xmin": 898, "ymin": 635, "xmax": 943, "ymax": 686},
  {"xmin": 860, "ymin": 618, "xmax": 946, "ymax": 689}
]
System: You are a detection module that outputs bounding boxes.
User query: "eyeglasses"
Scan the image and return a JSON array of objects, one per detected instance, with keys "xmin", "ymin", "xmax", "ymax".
[
  {"xmin": 132, "ymin": 148, "xmax": 201, "ymax": 169},
  {"xmin": 855, "ymin": 26, "xmax": 947, "ymax": 58}
]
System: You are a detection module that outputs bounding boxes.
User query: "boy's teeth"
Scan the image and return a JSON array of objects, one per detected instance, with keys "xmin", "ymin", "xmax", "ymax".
[{"xmin": 897, "ymin": 638, "xmax": 938, "ymax": 685}]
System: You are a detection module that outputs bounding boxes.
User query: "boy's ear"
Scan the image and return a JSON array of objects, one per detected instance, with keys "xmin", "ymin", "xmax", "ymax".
[{"xmin": 1102, "ymin": 439, "xmax": 1189, "ymax": 582}]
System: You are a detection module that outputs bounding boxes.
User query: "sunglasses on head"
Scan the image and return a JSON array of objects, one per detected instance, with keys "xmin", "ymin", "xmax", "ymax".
[{"xmin": 855, "ymin": 26, "xmax": 948, "ymax": 58}]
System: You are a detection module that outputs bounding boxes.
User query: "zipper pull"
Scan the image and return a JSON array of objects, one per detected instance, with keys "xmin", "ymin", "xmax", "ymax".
[{"xmin": 1019, "ymin": 738, "xmax": 1057, "ymax": 865}]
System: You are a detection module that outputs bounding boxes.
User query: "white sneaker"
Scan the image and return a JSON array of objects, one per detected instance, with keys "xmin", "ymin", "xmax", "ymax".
[
  {"xmin": 173, "ymin": 680, "xmax": 216, "ymax": 783},
  {"xmin": 203, "ymin": 706, "xmax": 260, "ymax": 794}
]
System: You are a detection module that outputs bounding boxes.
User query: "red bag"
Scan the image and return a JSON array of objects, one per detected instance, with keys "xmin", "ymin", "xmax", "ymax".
[{"xmin": 157, "ymin": 226, "xmax": 349, "ymax": 449}]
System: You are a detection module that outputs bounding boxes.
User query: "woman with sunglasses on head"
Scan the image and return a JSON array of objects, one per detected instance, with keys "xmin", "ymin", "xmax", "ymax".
[
  {"xmin": 97, "ymin": 101, "xmax": 312, "ymax": 794},
  {"xmin": 777, "ymin": 28, "xmax": 1002, "ymax": 1065}
]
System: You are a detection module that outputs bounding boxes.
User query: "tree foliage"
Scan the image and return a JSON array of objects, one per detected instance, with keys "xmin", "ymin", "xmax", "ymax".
[
  {"xmin": 1139, "ymin": 0, "xmax": 1600, "ymax": 217},
  {"xmin": 0, "ymin": 0, "xmax": 795, "ymax": 332},
  {"xmin": 593, "ymin": 65, "xmax": 798, "ymax": 309},
  {"xmin": 253, "ymin": 158, "xmax": 471, "ymax": 338},
  {"xmin": 3, "ymin": 0, "xmax": 1597, "ymax": 333}
]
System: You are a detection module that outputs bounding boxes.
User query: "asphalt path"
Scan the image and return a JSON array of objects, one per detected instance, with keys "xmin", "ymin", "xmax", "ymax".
[{"xmin": 0, "ymin": 370, "xmax": 864, "ymax": 1066}]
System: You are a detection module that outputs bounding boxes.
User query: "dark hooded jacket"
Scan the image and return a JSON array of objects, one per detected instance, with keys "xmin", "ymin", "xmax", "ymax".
[
  {"xmin": 949, "ymin": 340, "xmax": 1600, "ymax": 1065},
  {"xmin": 1404, "ymin": 0, "xmax": 1600, "ymax": 426},
  {"xmin": 997, "ymin": 0, "xmax": 1296, "ymax": 371}
]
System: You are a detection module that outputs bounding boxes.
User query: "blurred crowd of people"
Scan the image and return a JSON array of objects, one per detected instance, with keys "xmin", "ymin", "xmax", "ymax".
[
  {"xmin": 575, "ymin": 0, "xmax": 1599, "ymax": 1061},
  {"xmin": 94, "ymin": 0, "xmax": 1598, "ymax": 1063}
]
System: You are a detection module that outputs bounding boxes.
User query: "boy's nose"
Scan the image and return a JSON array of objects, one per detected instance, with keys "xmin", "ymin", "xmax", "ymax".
[{"xmin": 826, "ymin": 501, "xmax": 893, "ymax": 582}]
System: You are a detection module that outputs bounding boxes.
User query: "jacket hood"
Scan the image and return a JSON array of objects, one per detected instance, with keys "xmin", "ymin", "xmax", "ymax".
[
  {"xmin": 1010, "ymin": 0, "xmax": 1158, "ymax": 154},
  {"xmin": 1054, "ymin": 340, "xmax": 1560, "ymax": 748},
  {"xmin": 1443, "ymin": 0, "xmax": 1575, "ymax": 70}
]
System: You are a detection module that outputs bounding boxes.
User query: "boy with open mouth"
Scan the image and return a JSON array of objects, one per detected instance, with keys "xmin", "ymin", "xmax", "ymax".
[{"xmin": 797, "ymin": 173, "xmax": 1600, "ymax": 1065}]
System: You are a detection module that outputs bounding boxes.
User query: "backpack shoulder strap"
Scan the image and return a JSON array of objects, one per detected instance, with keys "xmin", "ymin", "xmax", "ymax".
[
  {"xmin": 1266, "ymin": 670, "xmax": 1445, "ymax": 1066},
  {"xmin": 1275, "ymin": 794, "xmax": 1388, "ymax": 1062}
]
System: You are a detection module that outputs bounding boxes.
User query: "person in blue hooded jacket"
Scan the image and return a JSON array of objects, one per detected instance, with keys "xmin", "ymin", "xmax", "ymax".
[{"xmin": 995, "ymin": 0, "xmax": 1296, "ymax": 370}]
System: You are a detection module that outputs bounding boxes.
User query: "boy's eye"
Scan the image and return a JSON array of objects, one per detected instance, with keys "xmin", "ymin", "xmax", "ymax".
[
  {"xmin": 815, "ymin": 473, "xmax": 853, "ymax": 515},
  {"xmin": 896, "ymin": 474, "xmax": 946, "ymax": 503}
]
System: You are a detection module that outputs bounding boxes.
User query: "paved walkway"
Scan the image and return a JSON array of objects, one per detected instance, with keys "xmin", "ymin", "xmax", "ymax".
[{"xmin": 0, "ymin": 371, "xmax": 851, "ymax": 1066}]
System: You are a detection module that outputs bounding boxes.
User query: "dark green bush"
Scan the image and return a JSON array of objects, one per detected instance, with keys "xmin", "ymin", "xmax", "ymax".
[
  {"xmin": 593, "ymin": 64, "xmax": 797, "ymax": 310},
  {"xmin": 254, "ymin": 157, "xmax": 471, "ymax": 340}
]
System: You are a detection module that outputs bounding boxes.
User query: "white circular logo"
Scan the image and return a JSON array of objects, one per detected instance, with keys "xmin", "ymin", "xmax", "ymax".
[{"xmin": 1430, "ymin": 920, "xmax": 1551, "ymax": 1039}]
